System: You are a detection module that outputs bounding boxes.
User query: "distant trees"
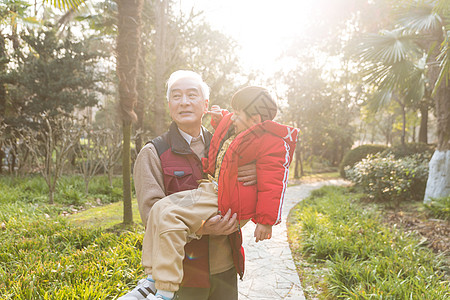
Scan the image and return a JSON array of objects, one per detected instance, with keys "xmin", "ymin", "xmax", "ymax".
[
  {"xmin": 20, "ymin": 114, "xmax": 82, "ymax": 204},
  {"xmin": 280, "ymin": 57, "xmax": 356, "ymax": 176},
  {"xmin": 0, "ymin": 24, "xmax": 105, "ymax": 177},
  {"xmin": 0, "ymin": 2, "xmax": 109, "ymax": 206},
  {"xmin": 354, "ymin": 0, "xmax": 449, "ymax": 201},
  {"xmin": 0, "ymin": 0, "xmax": 244, "ymax": 216},
  {"xmin": 134, "ymin": 0, "xmax": 242, "ymax": 147}
]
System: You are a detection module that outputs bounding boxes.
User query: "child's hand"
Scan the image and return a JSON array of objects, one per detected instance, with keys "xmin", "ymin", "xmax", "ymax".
[
  {"xmin": 207, "ymin": 105, "xmax": 223, "ymax": 124},
  {"xmin": 254, "ymin": 224, "xmax": 272, "ymax": 242}
]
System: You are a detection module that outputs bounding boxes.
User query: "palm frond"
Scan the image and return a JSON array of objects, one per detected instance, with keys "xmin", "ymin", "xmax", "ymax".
[
  {"xmin": 44, "ymin": 0, "xmax": 86, "ymax": 11},
  {"xmin": 399, "ymin": 3, "xmax": 442, "ymax": 32},
  {"xmin": 358, "ymin": 29, "xmax": 418, "ymax": 64},
  {"xmin": 433, "ymin": 30, "xmax": 450, "ymax": 93},
  {"xmin": 404, "ymin": 55, "xmax": 427, "ymax": 104},
  {"xmin": 369, "ymin": 88, "xmax": 393, "ymax": 112},
  {"xmin": 433, "ymin": 0, "xmax": 450, "ymax": 15}
]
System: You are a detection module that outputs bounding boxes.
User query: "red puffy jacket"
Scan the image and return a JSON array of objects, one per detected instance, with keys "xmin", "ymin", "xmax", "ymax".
[{"xmin": 203, "ymin": 112, "xmax": 299, "ymax": 225}]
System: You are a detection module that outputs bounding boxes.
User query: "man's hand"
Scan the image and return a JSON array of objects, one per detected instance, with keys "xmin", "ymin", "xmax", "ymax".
[
  {"xmin": 237, "ymin": 163, "xmax": 257, "ymax": 186},
  {"xmin": 196, "ymin": 209, "xmax": 238, "ymax": 236},
  {"xmin": 254, "ymin": 224, "xmax": 272, "ymax": 242}
]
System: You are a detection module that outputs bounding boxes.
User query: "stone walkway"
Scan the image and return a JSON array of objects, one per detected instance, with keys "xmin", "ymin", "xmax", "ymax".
[{"xmin": 238, "ymin": 180, "xmax": 348, "ymax": 300}]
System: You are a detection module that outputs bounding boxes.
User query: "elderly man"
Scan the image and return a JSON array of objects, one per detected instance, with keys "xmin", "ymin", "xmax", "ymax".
[{"xmin": 119, "ymin": 70, "xmax": 256, "ymax": 300}]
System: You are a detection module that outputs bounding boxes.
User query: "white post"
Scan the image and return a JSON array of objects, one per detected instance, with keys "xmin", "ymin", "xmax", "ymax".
[{"xmin": 424, "ymin": 150, "xmax": 450, "ymax": 203}]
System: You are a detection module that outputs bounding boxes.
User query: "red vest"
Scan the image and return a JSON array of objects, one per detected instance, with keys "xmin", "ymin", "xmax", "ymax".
[{"xmin": 150, "ymin": 122, "xmax": 244, "ymax": 288}]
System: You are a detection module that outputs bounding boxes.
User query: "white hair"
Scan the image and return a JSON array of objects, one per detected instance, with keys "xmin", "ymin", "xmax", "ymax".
[{"xmin": 166, "ymin": 70, "xmax": 210, "ymax": 101}]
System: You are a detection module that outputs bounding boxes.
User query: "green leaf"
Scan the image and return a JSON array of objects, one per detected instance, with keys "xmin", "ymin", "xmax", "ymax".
[{"xmin": 43, "ymin": 0, "xmax": 86, "ymax": 11}]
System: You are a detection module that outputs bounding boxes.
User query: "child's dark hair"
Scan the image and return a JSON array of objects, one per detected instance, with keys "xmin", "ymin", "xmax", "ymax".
[{"xmin": 231, "ymin": 86, "xmax": 278, "ymax": 121}]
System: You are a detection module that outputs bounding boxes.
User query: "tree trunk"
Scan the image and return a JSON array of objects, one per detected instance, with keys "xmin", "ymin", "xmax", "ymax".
[
  {"xmin": 85, "ymin": 179, "xmax": 89, "ymax": 195},
  {"xmin": 135, "ymin": 40, "xmax": 147, "ymax": 154},
  {"xmin": 10, "ymin": 152, "xmax": 16, "ymax": 174},
  {"xmin": 49, "ymin": 189, "xmax": 54, "ymax": 205},
  {"xmin": 400, "ymin": 103, "xmax": 406, "ymax": 146},
  {"xmin": 108, "ymin": 168, "xmax": 114, "ymax": 188},
  {"xmin": 435, "ymin": 85, "xmax": 450, "ymax": 151},
  {"xmin": 424, "ymin": 84, "xmax": 450, "ymax": 203},
  {"xmin": 294, "ymin": 149, "xmax": 300, "ymax": 179},
  {"xmin": 424, "ymin": 150, "xmax": 450, "ymax": 203},
  {"xmin": 116, "ymin": 0, "xmax": 143, "ymax": 224},
  {"xmin": 122, "ymin": 120, "xmax": 133, "ymax": 224},
  {"xmin": 0, "ymin": 147, "xmax": 3, "ymax": 174},
  {"xmin": 152, "ymin": 0, "xmax": 169, "ymax": 136},
  {"xmin": 423, "ymin": 28, "xmax": 450, "ymax": 201},
  {"xmin": 418, "ymin": 103, "xmax": 428, "ymax": 144}
]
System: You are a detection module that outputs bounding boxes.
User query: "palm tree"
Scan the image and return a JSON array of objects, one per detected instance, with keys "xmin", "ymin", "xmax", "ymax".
[
  {"xmin": 44, "ymin": 0, "xmax": 143, "ymax": 223},
  {"xmin": 357, "ymin": 28, "xmax": 427, "ymax": 146},
  {"xmin": 357, "ymin": 0, "xmax": 450, "ymax": 202},
  {"xmin": 116, "ymin": 0, "xmax": 143, "ymax": 224}
]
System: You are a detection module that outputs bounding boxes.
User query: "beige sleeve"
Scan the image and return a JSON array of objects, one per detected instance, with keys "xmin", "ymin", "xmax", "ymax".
[{"xmin": 133, "ymin": 143, "xmax": 166, "ymax": 226}]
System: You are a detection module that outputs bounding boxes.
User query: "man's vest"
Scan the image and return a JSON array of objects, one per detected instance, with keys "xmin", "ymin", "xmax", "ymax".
[{"xmin": 149, "ymin": 122, "xmax": 244, "ymax": 288}]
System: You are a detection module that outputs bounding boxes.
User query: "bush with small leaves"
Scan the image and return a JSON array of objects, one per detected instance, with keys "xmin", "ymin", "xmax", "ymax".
[
  {"xmin": 346, "ymin": 153, "xmax": 429, "ymax": 205},
  {"xmin": 380, "ymin": 143, "xmax": 435, "ymax": 159},
  {"xmin": 339, "ymin": 144, "xmax": 388, "ymax": 178}
]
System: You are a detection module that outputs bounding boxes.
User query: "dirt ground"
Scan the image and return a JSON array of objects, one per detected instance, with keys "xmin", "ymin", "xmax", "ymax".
[{"xmin": 383, "ymin": 207, "xmax": 449, "ymax": 254}]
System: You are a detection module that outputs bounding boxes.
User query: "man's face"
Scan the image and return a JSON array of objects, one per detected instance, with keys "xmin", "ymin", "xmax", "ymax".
[
  {"xmin": 168, "ymin": 78, "xmax": 208, "ymax": 129},
  {"xmin": 231, "ymin": 109, "xmax": 257, "ymax": 134}
]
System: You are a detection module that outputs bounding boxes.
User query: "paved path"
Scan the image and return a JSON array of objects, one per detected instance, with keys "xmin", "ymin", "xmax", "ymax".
[{"xmin": 238, "ymin": 179, "xmax": 348, "ymax": 300}]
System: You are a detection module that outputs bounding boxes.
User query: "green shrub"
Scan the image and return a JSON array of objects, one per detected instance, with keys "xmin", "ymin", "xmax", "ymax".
[
  {"xmin": 339, "ymin": 144, "xmax": 388, "ymax": 178},
  {"xmin": 424, "ymin": 196, "xmax": 450, "ymax": 220},
  {"xmin": 289, "ymin": 186, "xmax": 449, "ymax": 299},
  {"xmin": 56, "ymin": 183, "xmax": 84, "ymax": 206},
  {"xmin": 0, "ymin": 175, "xmax": 48, "ymax": 204},
  {"xmin": 88, "ymin": 176, "xmax": 124, "ymax": 203},
  {"xmin": 346, "ymin": 154, "xmax": 429, "ymax": 205},
  {"xmin": 380, "ymin": 142, "xmax": 435, "ymax": 159}
]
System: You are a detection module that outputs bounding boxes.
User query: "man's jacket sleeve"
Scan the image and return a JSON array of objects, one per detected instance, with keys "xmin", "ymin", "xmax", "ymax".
[{"xmin": 134, "ymin": 144, "xmax": 166, "ymax": 227}]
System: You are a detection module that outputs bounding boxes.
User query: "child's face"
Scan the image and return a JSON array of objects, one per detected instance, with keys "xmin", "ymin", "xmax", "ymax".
[{"xmin": 231, "ymin": 109, "xmax": 257, "ymax": 134}]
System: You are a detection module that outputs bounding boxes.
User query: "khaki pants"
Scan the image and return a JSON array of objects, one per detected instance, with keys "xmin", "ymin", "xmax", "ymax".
[{"xmin": 142, "ymin": 182, "xmax": 219, "ymax": 292}]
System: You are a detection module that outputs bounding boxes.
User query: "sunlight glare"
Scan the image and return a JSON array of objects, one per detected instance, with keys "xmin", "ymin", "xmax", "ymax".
[{"xmin": 180, "ymin": 0, "xmax": 316, "ymax": 74}]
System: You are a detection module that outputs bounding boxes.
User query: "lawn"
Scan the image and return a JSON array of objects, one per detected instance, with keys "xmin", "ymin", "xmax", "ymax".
[
  {"xmin": 0, "ymin": 175, "xmax": 144, "ymax": 300},
  {"xmin": 287, "ymin": 185, "xmax": 450, "ymax": 299},
  {"xmin": 1, "ymin": 175, "xmax": 449, "ymax": 299}
]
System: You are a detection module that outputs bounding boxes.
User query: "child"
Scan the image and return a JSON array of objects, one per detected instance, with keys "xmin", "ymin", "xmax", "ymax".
[{"xmin": 136, "ymin": 86, "xmax": 298, "ymax": 300}]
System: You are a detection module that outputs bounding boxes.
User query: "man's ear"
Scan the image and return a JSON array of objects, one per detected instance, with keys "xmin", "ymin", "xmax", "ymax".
[{"xmin": 203, "ymin": 99, "xmax": 209, "ymax": 113}]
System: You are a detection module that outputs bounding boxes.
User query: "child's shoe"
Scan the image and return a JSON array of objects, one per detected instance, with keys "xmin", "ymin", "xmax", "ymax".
[
  {"xmin": 147, "ymin": 292, "xmax": 173, "ymax": 300},
  {"xmin": 118, "ymin": 277, "xmax": 156, "ymax": 300}
]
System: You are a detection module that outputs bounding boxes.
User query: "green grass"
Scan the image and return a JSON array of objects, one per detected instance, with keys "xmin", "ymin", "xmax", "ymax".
[
  {"xmin": 69, "ymin": 200, "xmax": 143, "ymax": 228},
  {"xmin": 0, "ymin": 174, "xmax": 145, "ymax": 300},
  {"xmin": 287, "ymin": 186, "xmax": 450, "ymax": 299},
  {"xmin": 0, "ymin": 207, "xmax": 145, "ymax": 299},
  {"xmin": 2, "ymin": 174, "xmax": 449, "ymax": 299},
  {"xmin": 424, "ymin": 195, "xmax": 450, "ymax": 221},
  {"xmin": 0, "ymin": 174, "xmax": 124, "ymax": 206}
]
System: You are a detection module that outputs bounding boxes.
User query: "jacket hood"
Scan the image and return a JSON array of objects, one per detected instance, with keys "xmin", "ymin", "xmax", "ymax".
[{"xmin": 242, "ymin": 119, "xmax": 299, "ymax": 148}]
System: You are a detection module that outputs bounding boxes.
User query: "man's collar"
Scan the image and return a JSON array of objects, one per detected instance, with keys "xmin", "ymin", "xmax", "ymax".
[{"xmin": 178, "ymin": 127, "xmax": 205, "ymax": 145}]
